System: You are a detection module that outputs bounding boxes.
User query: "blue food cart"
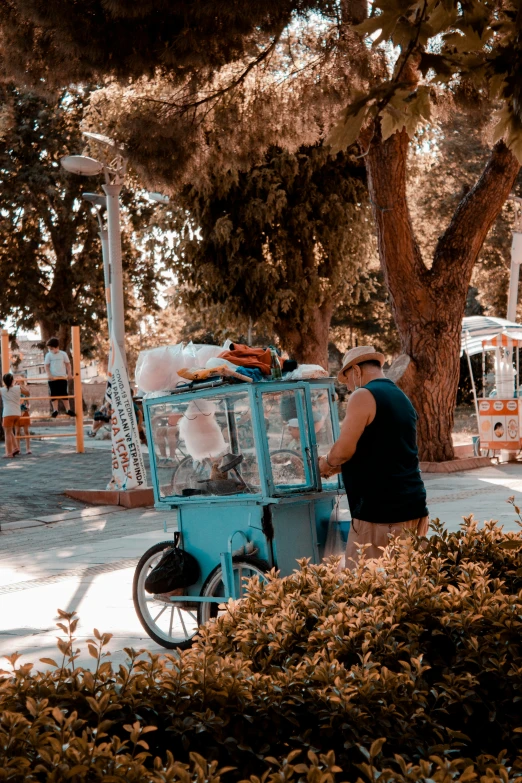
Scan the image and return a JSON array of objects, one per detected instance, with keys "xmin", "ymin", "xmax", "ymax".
[{"xmin": 133, "ymin": 377, "xmax": 345, "ymax": 649}]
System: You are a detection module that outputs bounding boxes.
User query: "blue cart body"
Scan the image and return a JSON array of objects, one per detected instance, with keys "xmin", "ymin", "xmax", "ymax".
[{"xmin": 143, "ymin": 378, "xmax": 346, "ymax": 598}]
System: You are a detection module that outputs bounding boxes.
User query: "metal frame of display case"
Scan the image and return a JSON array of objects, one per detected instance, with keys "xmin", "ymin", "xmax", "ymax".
[{"xmin": 144, "ymin": 379, "xmax": 342, "ymax": 507}]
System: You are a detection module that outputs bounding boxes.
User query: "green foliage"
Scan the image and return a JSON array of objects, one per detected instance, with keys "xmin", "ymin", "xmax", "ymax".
[
  {"xmin": 6, "ymin": 0, "xmax": 522, "ymax": 157},
  {"xmin": 0, "ymin": 0, "xmax": 319, "ymax": 87},
  {"xmin": 331, "ymin": 268, "xmax": 400, "ymax": 356},
  {"xmin": 164, "ymin": 144, "xmax": 371, "ymax": 362},
  {"xmin": 328, "ymin": 0, "xmax": 522, "ymax": 159},
  {"xmin": 0, "ymin": 85, "xmax": 163, "ymax": 351},
  {"xmin": 3, "ymin": 516, "xmax": 522, "ymax": 781}
]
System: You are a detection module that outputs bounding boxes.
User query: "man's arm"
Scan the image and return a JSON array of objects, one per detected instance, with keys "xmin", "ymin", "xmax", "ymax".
[
  {"xmin": 64, "ymin": 354, "xmax": 72, "ymax": 380},
  {"xmin": 319, "ymin": 389, "xmax": 376, "ymax": 477}
]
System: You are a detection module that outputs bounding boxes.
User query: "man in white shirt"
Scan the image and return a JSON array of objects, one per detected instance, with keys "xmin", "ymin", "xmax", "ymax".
[{"xmin": 44, "ymin": 337, "xmax": 75, "ymax": 418}]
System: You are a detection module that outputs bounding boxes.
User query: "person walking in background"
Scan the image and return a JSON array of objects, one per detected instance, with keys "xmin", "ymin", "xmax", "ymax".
[
  {"xmin": 318, "ymin": 346, "xmax": 428, "ymax": 569},
  {"xmin": 44, "ymin": 337, "xmax": 75, "ymax": 418},
  {"xmin": 1, "ymin": 373, "xmax": 29, "ymax": 458}
]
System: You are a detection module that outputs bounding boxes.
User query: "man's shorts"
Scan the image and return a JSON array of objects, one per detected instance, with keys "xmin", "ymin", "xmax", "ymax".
[
  {"xmin": 346, "ymin": 516, "xmax": 429, "ymax": 569},
  {"xmin": 49, "ymin": 379, "xmax": 68, "ymax": 401}
]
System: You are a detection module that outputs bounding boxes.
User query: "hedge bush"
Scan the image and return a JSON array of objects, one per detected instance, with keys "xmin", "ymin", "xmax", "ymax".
[{"xmin": 2, "ymin": 511, "xmax": 522, "ymax": 782}]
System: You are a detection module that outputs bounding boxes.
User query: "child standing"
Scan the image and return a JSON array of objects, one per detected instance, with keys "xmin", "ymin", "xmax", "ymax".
[
  {"xmin": 44, "ymin": 337, "xmax": 75, "ymax": 418},
  {"xmin": 1, "ymin": 373, "xmax": 29, "ymax": 458}
]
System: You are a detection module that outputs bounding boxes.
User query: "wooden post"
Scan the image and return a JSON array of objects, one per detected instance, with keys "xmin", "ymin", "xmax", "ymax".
[
  {"xmin": 1, "ymin": 329, "xmax": 10, "ymax": 375},
  {"xmin": 72, "ymin": 326, "xmax": 84, "ymax": 454}
]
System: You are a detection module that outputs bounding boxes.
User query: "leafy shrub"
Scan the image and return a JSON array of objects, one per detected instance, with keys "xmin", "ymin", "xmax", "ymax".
[{"xmin": 2, "ymin": 514, "xmax": 522, "ymax": 782}]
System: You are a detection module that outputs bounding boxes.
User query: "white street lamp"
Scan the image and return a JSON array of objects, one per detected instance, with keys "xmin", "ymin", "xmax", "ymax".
[
  {"xmin": 82, "ymin": 193, "xmax": 112, "ymax": 338},
  {"xmin": 507, "ymin": 196, "xmax": 522, "ymax": 322},
  {"xmin": 60, "ymin": 155, "xmax": 104, "ymax": 177},
  {"xmin": 61, "ymin": 134, "xmax": 127, "ymax": 365},
  {"xmin": 147, "ymin": 192, "xmax": 170, "ymax": 204}
]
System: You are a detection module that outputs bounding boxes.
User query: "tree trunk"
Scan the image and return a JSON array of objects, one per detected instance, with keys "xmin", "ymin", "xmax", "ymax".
[
  {"xmin": 365, "ymin": 128, "xmax": 520, "ymax": 461},
  {"xmin": 39, "ymin": 320, "xmax": 71, "ymax": 352},
  {"xmin": 277, "ymin": 301, "xmax": 334, "ymax": 368}
]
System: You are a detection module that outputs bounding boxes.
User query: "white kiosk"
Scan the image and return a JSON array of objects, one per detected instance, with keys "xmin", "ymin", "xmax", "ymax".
[{"xmin": 477, "ymin": 331, "xmax": 522, "ymax": 453}]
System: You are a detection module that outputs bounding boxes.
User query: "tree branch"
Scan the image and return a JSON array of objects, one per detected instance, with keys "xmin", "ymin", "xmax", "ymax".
[
  {"xmin": 140, "ymin": 33, "xmax": 282, "ymax": 114},
  {"xmin": 432, "ymin": 140, "xmax": 520, "ymax": 289}
]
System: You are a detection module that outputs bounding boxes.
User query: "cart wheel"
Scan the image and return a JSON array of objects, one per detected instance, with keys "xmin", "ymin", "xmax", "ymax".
[
  {"xmin": 269, "ymin": 449, "xmax": 305, "ymax": 484},
  {"xmin": 199, "ymin": 557, "xmax": 269, "ymax": 625},
  {"xmin": 133, "ymin": 541, "xmax": 200, "ymax": 650}
]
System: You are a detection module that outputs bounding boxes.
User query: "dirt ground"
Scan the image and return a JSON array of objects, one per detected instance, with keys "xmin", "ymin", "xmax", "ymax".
[{"xmin": 452, "ymin": 405, "xmax": 478, "ymax": 445}]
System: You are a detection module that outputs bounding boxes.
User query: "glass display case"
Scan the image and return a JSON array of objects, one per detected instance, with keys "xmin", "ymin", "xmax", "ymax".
[{"xmin": 144, "ymin": 379, "xmax": 342, "ymax": 504}]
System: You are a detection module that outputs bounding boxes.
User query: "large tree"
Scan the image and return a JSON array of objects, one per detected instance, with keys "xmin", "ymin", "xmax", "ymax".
[
  {"xmin": 2, "ymin": 1, "xmax": 522, "ymax": 460},
  {"xmin": 0, "ymin": 85, "xmax": 161, "ymax": 351},
  {"xmin": 167, "ymin": 144, "xmax": 370, "ymax": 367}
]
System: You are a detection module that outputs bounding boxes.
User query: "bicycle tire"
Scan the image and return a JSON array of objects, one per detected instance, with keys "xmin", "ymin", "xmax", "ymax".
[{"xmin": 133, "ymin": 540, "xmax": 200, "ymax": 650}]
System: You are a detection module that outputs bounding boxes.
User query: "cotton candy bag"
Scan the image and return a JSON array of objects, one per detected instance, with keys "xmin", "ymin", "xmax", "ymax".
[{"xmin": 178, "ymin": 399, "xmax": 226, "ymax": 461}]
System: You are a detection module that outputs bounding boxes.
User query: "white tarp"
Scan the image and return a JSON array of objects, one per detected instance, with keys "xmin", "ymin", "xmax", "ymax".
[{"xmin": 105, "ymin": 340, "xmax": 147, "ymax": 491}]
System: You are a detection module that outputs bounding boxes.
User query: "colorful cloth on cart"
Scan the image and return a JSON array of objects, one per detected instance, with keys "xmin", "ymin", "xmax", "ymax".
[
  {"xmin": 218, "ymin": 344, "xmax": 281, "ymax": 376},
  {"xmin": 341, "ymin": 378, "xmax": 428, "ymax": 524}
]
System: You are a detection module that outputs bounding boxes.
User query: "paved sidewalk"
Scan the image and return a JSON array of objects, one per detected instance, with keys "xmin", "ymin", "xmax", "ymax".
[
  {"xmin": 0, "ymin": 505, "xmax": 175, "ymax": 669},
  {"xmin": 0, "ymin": 435, "xmax": 151, "ymax": 522},
  {"xmin": 423, "ymin": 462, "xmax": 522, "ymax": 531},
  {"xmin": 1, "ymin": 461, "xmax": 522, "ymax": 673}
]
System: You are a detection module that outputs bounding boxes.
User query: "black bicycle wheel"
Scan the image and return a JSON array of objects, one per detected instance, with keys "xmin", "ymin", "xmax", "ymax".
[{"xmin": 133, "ymin": 541, "xmax": 200, "ymax": 650}]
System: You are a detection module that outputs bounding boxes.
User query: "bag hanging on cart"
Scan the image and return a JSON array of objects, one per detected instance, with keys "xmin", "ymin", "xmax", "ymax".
[
  {"xmin": 144, "ymin": 532, "xmax": 200, "ymax": 594},
  {"xmin": 323, "ymin": 500, "xmax": 346, "ymax": 570}
]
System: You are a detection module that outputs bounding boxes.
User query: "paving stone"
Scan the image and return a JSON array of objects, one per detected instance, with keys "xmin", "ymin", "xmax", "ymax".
[
  {"xmin": 0, "ymin": 519, "xmax": 46, "ymax": 532},
  {"xmin": 0, "ymin": 439, "xmax": 151, "ymax": 523},
  {"xmin": 34, "ymin": 506, "xmax": 124, "ymax": 524}
]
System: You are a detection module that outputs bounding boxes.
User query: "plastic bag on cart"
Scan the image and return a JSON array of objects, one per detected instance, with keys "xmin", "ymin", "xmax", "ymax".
[
  {"xmin": 196, "ymin": 344, "xmax": 223, "ymax": 366},
  {"xmin": 145, "ymin": 533, "xmax": 200, "ymax": 594},
  {"xmin": 284, "ymin": 364, "xmax": 329, "ymax": 380},
  {"xmin": 136, "ymin": 343, "xmax": 207, "ymax": 392},
  {"xmin": 135, "ymin": 344, "xmax": 184, "ymax": 392},
  {"xmin": 323, "ymin": 500, "xmax": 346, "ymax": 570}
]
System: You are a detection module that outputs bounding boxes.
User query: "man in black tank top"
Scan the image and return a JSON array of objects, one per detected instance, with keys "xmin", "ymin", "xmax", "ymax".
[{"xmin": 318, "ymin": 346, "xmax": 429, "ymax": 569}]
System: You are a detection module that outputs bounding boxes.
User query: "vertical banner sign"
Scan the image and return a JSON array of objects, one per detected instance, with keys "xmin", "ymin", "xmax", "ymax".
[{"xmin": 105, "ymin": 340, "xmax": 147, "ymax": 490}]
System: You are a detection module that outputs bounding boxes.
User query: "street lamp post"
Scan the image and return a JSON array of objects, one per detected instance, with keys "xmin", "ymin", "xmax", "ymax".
[
  {"xmin": 82, "ymin": 193, "xmax": 112, "ymax": 339},
  {"xmin": 507, "ymin": 196, "xmax": 522, "ymax": 323},
  {"xmin": 61, "ymin": 134, "xmax": 128, "ymax": 365},
  {"xmin": 60, "ymin": 140, "xmax": 149, "ymax": 492}
]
